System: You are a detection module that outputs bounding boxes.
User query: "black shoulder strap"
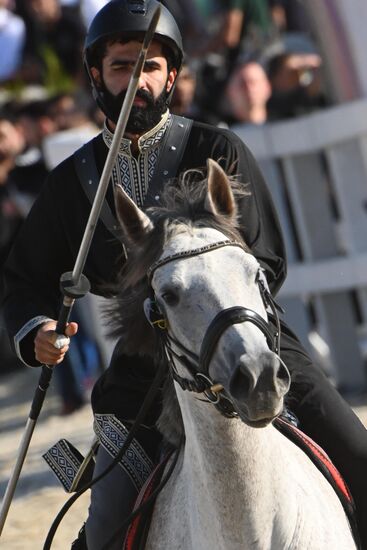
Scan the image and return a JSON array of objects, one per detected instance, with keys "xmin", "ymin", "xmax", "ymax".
[
  {"xmin": 73, "ymin": 140, "xmax": 121, "ymax": 239},
  {"xmin": 143, "ymin": 114, "xmax": 193, "ymax": 208},
  {"xmin": 73, "ymin": 115, "xmax": 193, "ymax": 236}
]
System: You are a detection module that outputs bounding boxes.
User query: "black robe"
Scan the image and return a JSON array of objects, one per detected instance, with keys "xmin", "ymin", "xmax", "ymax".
[{"xmin": 2, "ymin": 119, "xmax": 285, "ymax": 417}]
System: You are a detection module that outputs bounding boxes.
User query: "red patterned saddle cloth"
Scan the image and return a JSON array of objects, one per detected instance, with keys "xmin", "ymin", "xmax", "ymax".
[{"xmin": 274, "ymin": 416, "xmax": 359, "ymax": 546}]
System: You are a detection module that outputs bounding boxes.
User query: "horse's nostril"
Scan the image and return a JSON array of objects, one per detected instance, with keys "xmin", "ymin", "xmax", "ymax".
[
  {"xmin": 229, "ymin": 366, "xmax": 256, "ymax": 400},
  {"xmin": 229, "ymin": 353, "xmax": 291, "ymax": 403}
]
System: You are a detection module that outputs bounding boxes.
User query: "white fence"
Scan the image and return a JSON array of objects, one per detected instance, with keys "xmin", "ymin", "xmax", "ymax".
[{"xmin": 232, "ymin": 98, "xmax": 367, "ymax": 391}]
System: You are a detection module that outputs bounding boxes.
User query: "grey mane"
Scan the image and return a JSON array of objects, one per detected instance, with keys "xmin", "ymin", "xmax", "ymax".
[{"xmin": 105, "ymin": 168, "xmax": 250, "ymax": 445}]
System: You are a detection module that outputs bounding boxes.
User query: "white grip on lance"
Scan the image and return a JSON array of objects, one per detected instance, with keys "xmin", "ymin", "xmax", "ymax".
[{"xmin": 71, "ymin": 5, "xmax": 162, "ymax": 287}]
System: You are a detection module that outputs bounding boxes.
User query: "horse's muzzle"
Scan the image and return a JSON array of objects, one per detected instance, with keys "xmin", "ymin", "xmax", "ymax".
[{"xmin": 228, "ymin": 351, "xmax": 291, "ymax": 424}]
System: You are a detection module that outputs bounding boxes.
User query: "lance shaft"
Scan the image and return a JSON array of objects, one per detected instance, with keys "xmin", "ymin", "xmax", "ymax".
[
  {"xmin": 72, "ymin": 5, "xmax": 161, "ymax": 283},
  {"xmin": 0, "ymin": 6, "xmax": 161, "ymax": 536}
]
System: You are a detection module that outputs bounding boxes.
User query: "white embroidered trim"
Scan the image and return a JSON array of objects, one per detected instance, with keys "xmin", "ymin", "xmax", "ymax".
[
  {"xmin": 103, "ymin": 111, "xmax": 171, "ymax": 207},
  {"xmin": 14, "ymin": 315, "xmax": 53, "ymax": 367},
  {"xmin": 102, "ymin": 109, "xmax": 170, "ymax": 155},
  {"xmin": 94, "ymin": 413, "xmax": 154, "ymax": 491}
]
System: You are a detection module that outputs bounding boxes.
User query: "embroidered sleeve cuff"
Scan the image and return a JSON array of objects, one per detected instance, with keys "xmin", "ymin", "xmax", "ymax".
[{"xmin": 15, "ymin": 316, "xmax": 54, "ymax": 367}]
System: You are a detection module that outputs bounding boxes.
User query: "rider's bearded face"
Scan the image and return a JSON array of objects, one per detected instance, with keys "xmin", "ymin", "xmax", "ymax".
[
  {"xmin": 99, "ymin": 85, "xmax": 169, "ymax": 133},
  {"xmin": 91, "ymin": 39, "xmax": 177, "ymax": 132}
]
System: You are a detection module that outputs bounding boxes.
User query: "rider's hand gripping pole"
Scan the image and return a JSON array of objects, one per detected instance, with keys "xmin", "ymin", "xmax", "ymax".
[{"xmin": 0, "ymin": 6, "xmax": 161, "ymax": 537}]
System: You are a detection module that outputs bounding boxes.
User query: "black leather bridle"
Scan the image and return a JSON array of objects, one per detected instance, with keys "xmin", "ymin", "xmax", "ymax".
[{"xmin": 146, "ymin": 239, "xmax": 283, "ymax": 417}]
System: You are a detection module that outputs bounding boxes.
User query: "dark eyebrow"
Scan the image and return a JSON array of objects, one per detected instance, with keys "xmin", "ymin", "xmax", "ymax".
[
  {"xmin": 108, "ymin": 58, "xmax": 161, "ymax": 70},
  {"xmin": 144, "ymin": 59, "xmax": 161, "ymax": 69},
  {"xmin": 109, "ymin": 59, "xmax": 135, "ymax": 68}
]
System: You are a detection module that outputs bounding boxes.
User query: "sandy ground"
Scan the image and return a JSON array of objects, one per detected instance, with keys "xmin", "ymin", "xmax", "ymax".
[
  {"xmin": 1, "ymin": 367, "xmax": 367, "ymax": 550},
  {"xmin": 0, "ymin": 368, "xmax": 94, "ymax": 549}
]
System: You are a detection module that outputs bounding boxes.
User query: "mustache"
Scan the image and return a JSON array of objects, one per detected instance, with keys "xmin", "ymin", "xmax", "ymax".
[{"xmin": 115, "ymin": 87, "xmax": 156, "ymax": 108}]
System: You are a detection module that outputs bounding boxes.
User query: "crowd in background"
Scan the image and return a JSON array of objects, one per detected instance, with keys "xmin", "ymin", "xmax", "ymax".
[{"xmin": 0, "ymin": 0, "xmax": 329, "ymax": 413}]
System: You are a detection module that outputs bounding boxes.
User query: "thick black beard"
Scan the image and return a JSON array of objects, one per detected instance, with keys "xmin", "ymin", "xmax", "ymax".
[{"xmin": 98, "ymin": 83, "xmax": 168, "ymax": 132}]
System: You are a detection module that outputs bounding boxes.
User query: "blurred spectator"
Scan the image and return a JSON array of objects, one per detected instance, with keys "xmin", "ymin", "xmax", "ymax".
[
  {"xmin": 0, "ymin": 112, "xmax": 25, "ymax": 159},
  {"xmin": 185, "ymin": 0, "xmax": 275, "ymax": 125},
  {"xmin": 268, "ymin": 0, "xmax": 309, "ymax": 34},
  {"xmin": 9, "ymin": 90, "xmax": 98, "ymax": 178},
  {"xmin": 210, "ymin": 0, "xmax": 273, "ymax": 55},
  {"xmin": 8, "ymin": 96, "xmax": 56, "ymax": 211},
  {"xmin": 267, "ymin": 51, "xmax": 327, "ymax": 119},
  {"xmin": 14, "ymin": 0, "xmax": 86, "ymax": 93},
  {"xmin": 0, "ymin": 114, "xmax": 26, "ymax": 375},
  {"xmin": 42, "ymin": 90, "xmax": 100, "ymax": 170},
  {"xmin": 225, "ymin": 59, "xmax": 272, "ymax": 125},
  {"xmin": 0, "ymin": 90, "xmax": 98, "ymax": 259},
  {"xmin": 170, "ymin": 62, "xmax": 198, "ymax": 118},
  {"xmin": 0, "ymin": 114, "xmax": 25, "ymax": 277},
  {"xmin": 14, "ymin": 97, "xmax": 57, "ymax": 148},
  {"xmin": 0, "ymin": 0, "xmax": 26, "ymax": 82},
  {"xmin": 46, "ymin": 90, "xmax": 97, "ymax": 131},
  {"xmin": 172, "ymin": 0, "xmax": 273, "ymax": 58}
]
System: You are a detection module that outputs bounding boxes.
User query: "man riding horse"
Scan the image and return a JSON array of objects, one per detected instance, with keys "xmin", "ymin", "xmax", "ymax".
[{"xmin": 2, "ymin": 1, "xmax": 367, "ymax": 548}]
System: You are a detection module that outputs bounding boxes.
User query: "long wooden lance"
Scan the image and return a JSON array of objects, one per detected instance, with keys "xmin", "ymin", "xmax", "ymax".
[{"xmin": 0, "ymin": 5, "xmax": 161, "ymax": 536}]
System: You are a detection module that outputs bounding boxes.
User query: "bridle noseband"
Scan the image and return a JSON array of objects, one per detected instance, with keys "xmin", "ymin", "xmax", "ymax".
[{"xmin": 145, "ymin": 239, "xmax": 283, "ymax": 417}]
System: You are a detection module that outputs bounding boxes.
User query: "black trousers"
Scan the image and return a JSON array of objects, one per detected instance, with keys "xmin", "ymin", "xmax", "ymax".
[{"xmin": 91, "ymin": 320, "xmax": 367, "ymax": 547}]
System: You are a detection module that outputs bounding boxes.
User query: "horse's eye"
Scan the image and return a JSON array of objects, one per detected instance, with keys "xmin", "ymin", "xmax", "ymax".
[{"xmin": 161, "ymin": 291, "xmax": 179, "ymax": 306}]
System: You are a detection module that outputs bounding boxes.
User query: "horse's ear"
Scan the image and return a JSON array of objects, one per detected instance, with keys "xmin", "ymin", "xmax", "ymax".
[
  {"xmin": 204, "ymin": 159, "xmax": 237, "ymax": 219},
  {"xmin": 114, "ymin": 185, "xmax": 153, "ymax": 242}
]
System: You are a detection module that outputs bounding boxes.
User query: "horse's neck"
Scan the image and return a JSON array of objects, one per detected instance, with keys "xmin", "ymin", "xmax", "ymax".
[
  {"xmin": 176, "ymin": 389, "xmax": 299, "ymax": 546},
  {"xmin": 148, "ymin": 387, "xmax": 355, "ymax": 549}
]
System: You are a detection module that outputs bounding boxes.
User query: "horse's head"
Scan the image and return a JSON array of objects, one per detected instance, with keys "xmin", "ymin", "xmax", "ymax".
[{"xmin": 114, "ymin": 159, "xmax": 291, "ymax": 426}]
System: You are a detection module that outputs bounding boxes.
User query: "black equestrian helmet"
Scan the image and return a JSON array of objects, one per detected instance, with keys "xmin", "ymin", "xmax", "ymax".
[{"xmin": 84, "ymin": 0, "xmax": 184, "ymax": 74}]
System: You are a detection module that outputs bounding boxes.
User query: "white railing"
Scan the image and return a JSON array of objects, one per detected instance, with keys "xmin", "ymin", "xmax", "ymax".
[{"xmin": 232, "ymin": 98, "xmax": 367, "ymax": 391}]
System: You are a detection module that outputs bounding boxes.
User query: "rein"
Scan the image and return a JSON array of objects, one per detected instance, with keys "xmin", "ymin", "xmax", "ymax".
[{"xmin": 146, "ymin": 239, "xmax": 283, "ymax": 418}]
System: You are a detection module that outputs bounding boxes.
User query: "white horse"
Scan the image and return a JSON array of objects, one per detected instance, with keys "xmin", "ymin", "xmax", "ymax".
[{"xmin": 113, "ymin": 159, "xmax": 356, "ymax": 549}]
